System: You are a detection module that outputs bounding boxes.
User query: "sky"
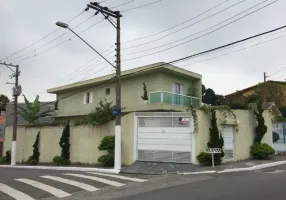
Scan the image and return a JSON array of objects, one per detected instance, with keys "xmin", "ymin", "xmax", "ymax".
[{"xmin": 1, "ymin": 0, "xmax": 286, "ymax": 103}]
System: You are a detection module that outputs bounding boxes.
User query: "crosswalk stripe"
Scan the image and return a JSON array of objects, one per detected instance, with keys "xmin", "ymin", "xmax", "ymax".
[
  {"xmin": 41, "ymin": 175, "xmax": 99, "ymax": 192},
  {"xmin": 64, "ymin": 173, "xmax": 125, "ymax": 187},
  {"xmin": 0, "ymin": 183, "xmax": 35, "ymax": 200},
  {"xmin": 15, "ymin": 178, "xmax": 71, "ymax": 198},
  {"xmin": 87, "ymin": 172, "xmax": 147, "ymax": 182}
]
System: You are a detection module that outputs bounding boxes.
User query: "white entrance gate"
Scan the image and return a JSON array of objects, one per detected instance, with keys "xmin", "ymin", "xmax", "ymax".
[
  {"xmin": 222, "ymin": 125, "xmax": 234, "ymax": 159},
  {"xmin": 134, "ymin": 112, "xmax": 195, "ymax": 163}
]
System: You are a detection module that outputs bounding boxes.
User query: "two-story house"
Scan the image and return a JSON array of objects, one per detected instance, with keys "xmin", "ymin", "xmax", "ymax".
[{"xmin": 47, "ymin": 62, "xmax": 202, "ymax": 122}]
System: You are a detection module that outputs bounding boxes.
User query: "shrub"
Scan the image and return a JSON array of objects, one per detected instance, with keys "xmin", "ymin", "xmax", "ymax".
[
  {"xmin": 26, "ymin": 156, "xmax": 38, "ymax": 165},
  {"xmin": 273, "ymin": 131, "xmax": 280, "ymax": 143},
  {"xmin": 87, "ymin": 100, "xmax": 115, "ymax": 126},
  {"xmin": 5, "ymin": 150, "xmax": 11, "ymax": 163},
  {"xmin": 250, "ymin": 143, "xmax": 275, "ymax": 159},
  {"xmin": 197, "ymin": 152, "xmax": 212, "ymax": 165},
  {"xmin": 98, "ymin": 154, "xmax": 114, "ymax": 167},
  {"xmin": 98, "ymin": 136, "xmax": 115, "ymax": 154},
  {"xmin": 98, "ymin": 136, "xmax": 115, "ymax": 167},
  {"xmin": 141, "ymin": 82, "xmax": 148, "ymax": 100},
  {"xmin": 0, "ymin": 156, "xmax": 7, "ymax": 164},
  {"xmin": 53, "ymin": 156, "xmax": 71, "ymax": 166},
  {"xmin": 59, "ymin": 121, "xmax": 70, "ymax": 161}
]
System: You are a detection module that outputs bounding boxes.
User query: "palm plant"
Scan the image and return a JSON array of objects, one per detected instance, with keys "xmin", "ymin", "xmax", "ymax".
[{"xmin": 18, "ymin": 95, "xmax": 54, "ymax": 125}]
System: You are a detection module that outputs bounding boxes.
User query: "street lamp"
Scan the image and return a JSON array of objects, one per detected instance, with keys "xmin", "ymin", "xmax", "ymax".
[
  {"xmin": 56, "ymin": 21, "xmax": 115, "ymax": 68},
  {"xmin": 56, "ymin": 21, "xmax": 122, "ymax": 169}
]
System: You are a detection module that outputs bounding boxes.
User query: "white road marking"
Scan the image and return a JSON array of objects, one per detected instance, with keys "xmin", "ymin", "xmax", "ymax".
[
  {"xmin": 64, "ymin": 173, "xmax": 125, "ymax": 187},
  {"xmin": 87, "ymin": 172, "xmax": 147, "ymax": 182},
  {"xmin": 15, "ymin": 178, "xmax": 71, "ymax": 198},
  {"xmin": 266, "ymin": 170, "xmax": 286, "ymax": 174},
  {"xmin": 41, "ymin": 175, "xmax": 99, "ymax": 192},
  {"xmin": 0, "ymin": 183, "xmax": 35, "ymax": 200}
]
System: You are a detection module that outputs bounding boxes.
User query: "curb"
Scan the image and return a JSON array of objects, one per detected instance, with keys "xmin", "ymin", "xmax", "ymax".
[
  {"xmin": 0, "ymin": 165, "xmax": 120, "ymax": 174},
  {"xmin": 178, "ymin": 170, "xmax": 216, "ymax": 175},
  {"xmin": 180, "ymin": 160, "xmax": 286, "ymax": 175}
]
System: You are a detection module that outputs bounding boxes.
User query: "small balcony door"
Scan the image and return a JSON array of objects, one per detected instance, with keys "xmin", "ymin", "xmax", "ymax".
[{"xmin": 172, "ymin": 83, "xmax": 184, "ymax": 105}]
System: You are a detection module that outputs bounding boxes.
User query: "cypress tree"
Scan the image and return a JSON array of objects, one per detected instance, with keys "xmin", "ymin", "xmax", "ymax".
[
  {"xmin": 31, "ymin": 132, "xmax": 40, "ymax": 162},
  {"xmin": 59, "ymin": 121, "xmax": 70, "ymax": 160}
]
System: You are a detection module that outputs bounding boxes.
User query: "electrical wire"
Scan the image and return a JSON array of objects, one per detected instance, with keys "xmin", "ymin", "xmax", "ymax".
[
  {"xmin": 8, "ymin": 14, "xmax": 97, "ymax": 62},
  {"xmin": 121, "ymin": 0, "xmax": 164, "ymax": 12},
  {"xmin": 13, "ymin": 19, "xmax": 106, "ymax": 63},
  {"xmin": 0, "ymin": 10, "xmax": 85, "ymax": 61},
  {"xmin": 180, "ymin": 32, "xmax": 286, "ymax": 68},
  {"xmin": 2, "ymin": 22, "xmax": 286, "ymax": 121},
  {"xmin": 122, "ymin": 0, "xmax": 278, "ymax": 61},
  {"xmin": 122, "ymin": 0, "xmax": 247, "ymax": 50},
  {"xmin": 110, "ymin": 0, "xmax": 136, "ymax": 8},
  {"xmin": 121, "ymin": 0, "xmax": 231, "ymax": 44},
  {"xmin": 268, "ymin": 66, "xmax": 286, "ymax": 77}
]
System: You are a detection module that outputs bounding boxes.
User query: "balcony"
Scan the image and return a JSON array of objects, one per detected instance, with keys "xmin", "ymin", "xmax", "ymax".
[{"xmin": 149, "ymin": 91, "xmax": 200, "ymax": 107}]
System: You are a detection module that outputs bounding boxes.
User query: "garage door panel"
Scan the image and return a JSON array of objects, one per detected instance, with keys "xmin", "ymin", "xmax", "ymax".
[
  {"xmin": 138, "ymin": 150, "xmax": 191, "ymax": 163},
  {"xmin": 138, "ymin": 138, "xmax": 191, "ymax": 146},
  {"xmin": 138, "ymin": 127, "xmax": 191, "ymax": 134},
  {"xmin": 138, "ymin": 144, "xmax": 192, "ymax": 152},
  {"xmin": 138, "ymin": 133, "xmax": 192, "ymax": 140}
]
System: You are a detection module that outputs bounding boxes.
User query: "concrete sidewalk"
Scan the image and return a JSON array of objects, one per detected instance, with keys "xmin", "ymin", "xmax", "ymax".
[{"xmin": 120, "ymin": 155, "xmax": 286, "ymax": 174}]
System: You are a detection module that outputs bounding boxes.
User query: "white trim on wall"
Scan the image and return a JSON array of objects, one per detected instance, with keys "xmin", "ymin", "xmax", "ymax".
[{"xmin": 133, "ymin": 115, "xmax": 138, "ymax": 161}]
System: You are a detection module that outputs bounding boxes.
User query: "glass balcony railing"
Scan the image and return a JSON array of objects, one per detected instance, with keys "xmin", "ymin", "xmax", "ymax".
[{"xmin": 149, "ymin": 91, "xmax": 200, "ymax": 107}]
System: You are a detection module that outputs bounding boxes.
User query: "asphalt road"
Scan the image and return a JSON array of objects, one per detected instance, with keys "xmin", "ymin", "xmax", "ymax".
[
  {"xmin": 0, "ymin": 168, "xmax": 156, "ymax": 200},
  {"xmin": 1, "ymin": 165, "xmax": 286, "ymax": 200},
  {"xmin": 115, "ymin": 165, "xmax": 286, "ymax": 200}
]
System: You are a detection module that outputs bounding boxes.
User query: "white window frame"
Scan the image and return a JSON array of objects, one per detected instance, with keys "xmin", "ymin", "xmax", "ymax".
[{"xmin": 83, "ymin": 92, "xmax": 93, "ymax": 104}]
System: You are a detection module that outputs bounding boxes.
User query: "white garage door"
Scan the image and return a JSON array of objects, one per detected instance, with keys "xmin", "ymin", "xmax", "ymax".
[
  {"xmin": 223, "ymin": 125, "xmax": 234, "ymax": 159},
  {"xmin": 137, "ymin": 116, "xmax": 193, "ymax": 163}
]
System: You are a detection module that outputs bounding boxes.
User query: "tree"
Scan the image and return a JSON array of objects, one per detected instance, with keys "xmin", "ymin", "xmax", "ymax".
[
  {"xmin": 31, "ymin": 132, "xmax": 40, "ymax": 162},
  {"xmin": 0, "ymin": 94, "xmax": 9, "ymax": 110},
  {"xmin": 202, "ymin": 85, "xmax": 226, "ymax": 106},
  {"xmin": 59, "ymin": 121, "xmax": 70, "ymax": 160},
  {"xmin": 18, "ymin": 95, "xmax": 53, "ymax": 125},
  {"xmin": 207, "ymin": 109, "xmax": 224, "ymax": 164},
  {"xmin": 253, "ymin": 102, "xmax": 267, "ymax": 144}
]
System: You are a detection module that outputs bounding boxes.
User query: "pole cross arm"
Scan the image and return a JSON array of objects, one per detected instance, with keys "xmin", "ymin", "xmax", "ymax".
[{"xmin": 87, "ymin": 3, "xmax": 122, "ymax": 18}]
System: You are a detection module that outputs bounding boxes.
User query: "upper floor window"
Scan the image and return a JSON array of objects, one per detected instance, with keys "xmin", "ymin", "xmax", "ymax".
[
  {"xmin": 0, "ymin": 111, "xmax": 4, "ymax": 116},
  {"xmin": 172, "ymin": 82, "xmax": 184, "ymax": 94},
  {"xmin": 106, "ymin": 88, "xmax": 110, "ymax": 95},
  {"xmin": 83, "ymin": 92, "xmax": 93, "ymax": 104}
]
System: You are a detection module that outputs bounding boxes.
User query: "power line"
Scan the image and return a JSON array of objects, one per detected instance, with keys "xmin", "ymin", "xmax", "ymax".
[
  {"xmin": 122, "ymin": 0, "xmax": 247, "ymax": 49},
  {"xmin": 268, "ymin": 66, "xmax": 286, "ymax": 77},
  {"xmin": 13, "ymin": 19, "xmax": 106, "ymax": 63},
  {"xmin": 121, "ymin": 0, "xmax": 164, "ymax": 12},
  {"xmin": 110, "ymin": 0, "xmax": 136, "ymax": 8},
  {"xmin": 121, "ymin": 0, "xmax": 232, "ymax": 44},
  {"xmin": 2, "ymin": 22, "xmax": 286, "ymax": 121},
  {"xmin": 8, "ymin": 14, "xmax": 97, "ymax": 62},
  {"xmin": 122, "ymin": 0, "xmax": 272, "ymax": 54},
  {"xmin": 0, "ymin": 10, "xmax": 85, "ymax": 61},
  {"xmin": 180, "ymin": 32, "xmax": 286, "ymax": 67},
  {"xmin": 122, "ymin": 0, "xmax": 278, "ymax": 61}
]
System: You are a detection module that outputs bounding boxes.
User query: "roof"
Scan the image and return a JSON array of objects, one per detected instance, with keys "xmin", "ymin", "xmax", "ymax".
[
  {"xmin": 47, "ymin": 62, "xmax": 202, "ymax": 94},
  {"xmin": 248, "ymin": 102, "xmax": 282, "ymax": 116},
  {"xmin": 226, "ymin": 80, "xmax": 286, "ymax": 97},
  {"xmin": 5, "ymin": 102, "xmax": 55, "ymax": 126}
]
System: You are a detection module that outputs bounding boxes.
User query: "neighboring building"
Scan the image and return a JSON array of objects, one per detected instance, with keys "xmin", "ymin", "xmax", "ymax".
[
  {"xmin": 47, "ymin": 62, "xmax": 202, "ymax": 122},
  {"xmin": 0, "ymin": 109, "xmax": 6, "ymax": 157},
  {"xmin": 226, "ymin": 80, "xmax": 286, "ymax": 107},
  {"xmin": 5, "ymin": 102, "xmax": 55, "ymax": 126}
]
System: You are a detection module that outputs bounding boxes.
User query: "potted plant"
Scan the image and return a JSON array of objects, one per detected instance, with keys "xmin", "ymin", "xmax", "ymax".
[{"xmin": 141, "ymin": 82, "xmax": 148, "ymax": 104}]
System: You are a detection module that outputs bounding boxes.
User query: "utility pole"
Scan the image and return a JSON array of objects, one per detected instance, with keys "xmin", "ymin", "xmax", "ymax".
[
  {"xmin": 0, "ymin": 62, "xmax": 21, "ymax": 166},
  {"xmin": 86, "ymin": 2, "xmax": 122, "ymax": 170},
  {"xmin": 264, "ymin": 72, "xmax": 267, "ymax": 108}
]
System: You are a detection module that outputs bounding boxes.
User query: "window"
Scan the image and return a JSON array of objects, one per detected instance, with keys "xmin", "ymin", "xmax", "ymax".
[
  {"xmin": 83, "ymin": 92, "xmax": 93, "ymax": 104},
  {"xmin": 106, "ymin": 88, "xmax": 110, "ymax": 95},
  {"xmin": 172, "ymin": 82, "xmax": 184, "ymax": 94},
  {"xmin": 0, "ymin": 111, "xmax": 4, "ymax": 116}
]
